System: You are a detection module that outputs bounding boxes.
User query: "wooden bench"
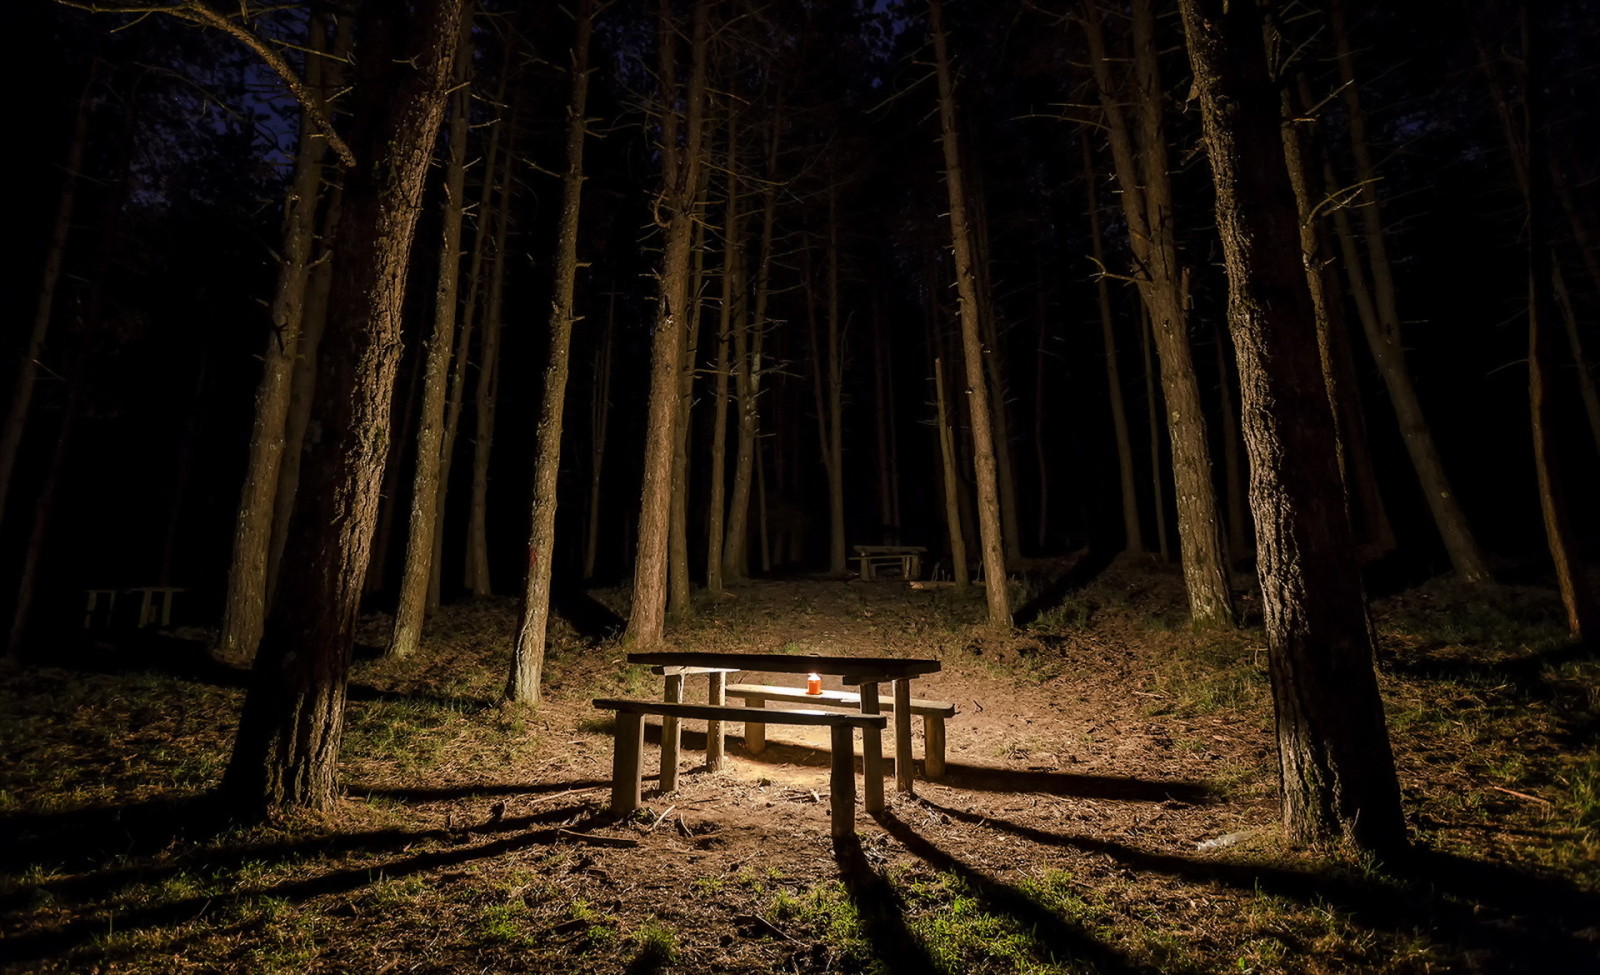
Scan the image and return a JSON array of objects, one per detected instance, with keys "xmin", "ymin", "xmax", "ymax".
[
  {"xmin": 592, "ymin": 699, "xmax": 888, "ymax": 837},
  {"xmin": 852, "ymin": 545, "xmax": 927, "ymax": 581},
  {"xmin": 725, "ymin": 683, "xmax": 956, "ymax": 778}
]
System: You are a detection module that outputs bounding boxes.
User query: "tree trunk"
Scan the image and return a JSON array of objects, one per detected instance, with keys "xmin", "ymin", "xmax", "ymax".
[
  {"xmin": 216, "ymin": 18, "xmax": 328, "ymax": 656},
  {"xmin": 508, "ymin": 0, "xmax": 596, "ymax": 703},
  {"xmin": 268, "ymin": 181, "xmax": 342, "ymax": 605},
  {"xmin": 465, "ymin": 160, "xmax": 510, "ymax": 599},
  {"xmin": 1180, "ymin": 0, "xmax": 1404, "ymax": 854},
  {"xmin": 1519, "ymin": 6, "xmax": 1597, "ymax": 641},
  {"xmin": 223, "ymin": 0, "xmax": 463, "ymax": 819},
  {"xmin": 1085, "ymin": 0, "xmax": 1233, "ymax": 625},
  {"xmin": 1215, "ymin": 333, "xmax": 1251, "ymax": 564},
  {"xmin": 668, "ymin": 213, "xmax": 707, "ymax": 618},
  {"xmin": 1082, "ymin": 135, "xmax": 1142, "ymax": 554},
  {"xmin": 389, "ymin": 8, "xmax": 475, "ymax": 659},
  {"xmin": 431, "ymin": 68, "xmax": 510, "ymax": 611},
  {"xmin": 584, "ymin": 296, "xmax": 614, "ymax": 581},
  {"xmin": 931, "ymin": 0, "xmax": 1009, "ymax": 626},
  {"xmin": 624, "ymin": 0, "xmax": 708, "ymax": 647},
  {"xmin": 367, "ymin": 340, "xmax": 421, "ymax": 593},
  {"xmin": 0, "ymin": 63, "xmax": 95, "ymax": 537},
  {"xmin": 706, "ymin": 103, "xmax": 739, "ymax": 595},
  {"xmin": 1329, "ymin": 0, "xmax": 1489, "ymax": 584},
  {"xmin": 934, "ymin": 357, "xmax": 969, "ymax": 588},
  {"xmin": 1141, "ymin": 303, "xmax": 1170, "ymax": 563},
  {"xmin": 723, "ymin": 111, "xmax": 777, "ymax": 582}
]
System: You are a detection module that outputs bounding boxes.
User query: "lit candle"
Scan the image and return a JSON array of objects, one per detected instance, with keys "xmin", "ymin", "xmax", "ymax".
[{"xmin": 806, "ymin": 673, "xmax": 822, "ymax": 695}]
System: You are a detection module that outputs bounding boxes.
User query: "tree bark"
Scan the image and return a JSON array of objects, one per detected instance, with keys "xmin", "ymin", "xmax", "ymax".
[
  {"xmin": 934, "ymin": 357, "xmax": 969, "ymax": 588},
  {"xmin": 1141, "ymin": 302, "xmax": 1170, "ymax": 563},
  {"xmin": 222, "ymin": 0, "xmax": 463, "ymax": 819},
  {"xmin": 216, "ymin": 23, "xmax": 329, "ymax": 660},
  {"xmin": 931, "ymin": 0, "xmax": 1009, "ymax": 626},
  {"xmin": 1180, "ymin": 0, "xmax": 1404, "ymax": 854},
  {"xmin": 508, "ymin": 0, "xmax": 596, "ymax": 703},
  {"xmin": 625, "ymin": 0, "xmax": 708, "ymax": 647},
  {"xmin": 389, "ymin": 7, "xmax": 475, "ymax": 659},
  {"xmin": 465, "ymin": 159, "xmax": 510, "ymax": 599},
  {"xmin": 706, "ymin": 101, "xmax": 740, "ymax": 595},
  {"xmin": 1085, "ymin": 0, "xmax": 1234, "ymax": 625},
  {"xmin": 668, "ymin": 212, "xmax": 707, "ymax": 617}
]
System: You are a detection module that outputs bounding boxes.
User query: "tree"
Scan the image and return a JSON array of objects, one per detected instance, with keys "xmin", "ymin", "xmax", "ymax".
[
  {"xmin": 1083, "ymin": 0, "xmax": 1234, "ymax": 627},
  {"xmin": 388, "ymin": 5, "xmax": 475, "ymax": 659},
  {"xmin": 222, "ymin": 0, "xmax": 464, "ymax": 817},
  {"xmin": 1179, "ymin": 0, "xmax": 1405, "ymax": 853},
  {"xmin": 625, "ymin": 0, "xmax": 709, "ymax": 646},
  {"xmin": 930, "ymin": 0, "xmax": 1009, "ymax": 627},
  {"xmin": 509, "ymin": 0, "xmax": 598, "ymax": 703}
]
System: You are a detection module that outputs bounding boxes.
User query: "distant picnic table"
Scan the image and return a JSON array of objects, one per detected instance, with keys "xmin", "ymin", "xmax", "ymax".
[{"xmin": 852, "ymin": 545, "xmax": 927, "ymax": 581}]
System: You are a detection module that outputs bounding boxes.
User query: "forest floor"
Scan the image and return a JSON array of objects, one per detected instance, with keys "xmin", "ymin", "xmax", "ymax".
[{"xmin": 2, "ymin": 557, "xmax": 1598, "ymax": 974}]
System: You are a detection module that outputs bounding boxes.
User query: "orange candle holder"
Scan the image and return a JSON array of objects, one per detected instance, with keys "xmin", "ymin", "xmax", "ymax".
[{"xmin": 806, "ymin": 673, "xmax": 822, "ymax": 695}]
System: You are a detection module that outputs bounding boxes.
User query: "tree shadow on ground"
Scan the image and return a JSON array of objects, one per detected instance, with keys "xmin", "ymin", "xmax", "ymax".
[
  {"xmin": 36, "ymin": 630, "xmax": 249, "ymax": 687},
  {"xmin": 922, "ymin": 800, "xmax": 1600, "ymax": 972},
  {"xmin": 875, "ymin": 811, "xmax": 1150, "ymax": 974},
  {"xmin": 939, "ymin": 762, "xmax": 1211, "ymax": 803},
  {"xmin": 1013, "ymin": 546, "xmax": 1111, "ymax": 628},
  {"xmin": 0, "ymin": 782, "xmax": 610, "ymax": 918},
  {"xmin": 830, "ymin": 834, "xmax": 941, "ymax": 975}
]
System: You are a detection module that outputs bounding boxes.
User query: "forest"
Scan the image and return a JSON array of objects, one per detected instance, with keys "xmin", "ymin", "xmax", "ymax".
[{"xmin": 2, "ymin": 0, "xmax": 1598, "ymax": 972}]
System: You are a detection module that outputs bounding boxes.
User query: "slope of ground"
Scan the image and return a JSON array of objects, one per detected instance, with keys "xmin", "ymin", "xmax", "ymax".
[{"xmin": 2, "ymin": 560, "xmax": 1597, "ymax": 973}]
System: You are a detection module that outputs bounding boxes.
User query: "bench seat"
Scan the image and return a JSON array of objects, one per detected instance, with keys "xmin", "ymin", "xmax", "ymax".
[
  {"xmin": 725, "ymin": 683, "xmax": 955, "ymax": 778},
  {"xmin": 591, "ymin": 699, "xmax": 887, "ymax": 837}
]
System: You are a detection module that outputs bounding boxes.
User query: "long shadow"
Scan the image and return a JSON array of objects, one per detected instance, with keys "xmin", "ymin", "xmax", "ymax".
[
  {"xmin": 831, "ymin": 835, "xmax": 941, "ymax": 975},
  {"xmin": 35, "ymin": 631, "xmax": 251, "ymax": 688},
  {"xmin": 876, "ymin": 811, "xmax": 1149, "ymax": 974},
  {"xmin": 2, "ymin": 804, "xmax": 605, "ymax": 965},
  {"xmin": 552, "ymin": 583, "xmax": 626, "ymax": 641},
  {"xmin": 0, "ymin": 782, "xmax": 610, "ymax": 912},
  {"xmin": 922, "ymin": 800, "xmax": 1600, "ymax": 971},
  {"xmin": 349, "ymin": 779, "xmax": 613, "ymax": 802},
  {"xmin": 938, "ymin": 762, "xmax": 1211, "ymax": 803}
]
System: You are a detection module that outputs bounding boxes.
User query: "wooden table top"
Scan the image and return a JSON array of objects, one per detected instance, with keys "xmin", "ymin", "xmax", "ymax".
[{"xmin": 625, "ymin": 651, "xmax": 940, "ymax": 679}]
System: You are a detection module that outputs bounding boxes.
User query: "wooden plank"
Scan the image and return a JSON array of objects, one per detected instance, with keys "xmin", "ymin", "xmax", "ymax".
[
  {"xmin": 893, "ymin": 679, "xmax": 914, "ymax": 795},
  {"xmin": 830, "ymin": 723, "xmax": 857, "ymax": 837},
  {"xmin": 707, "ymin": 671, "xmax": 726, "ymax": 771},
  {"xmin": 627, "ymin": 651, "xmax": 940, "ymax": 679},
  {"xmin": 592, "ymin": 699, "xmax": 887, "ymax": 729},
  {"xmin": 726, "ymin": 683, "xmax": 956, "ymax": 716},
  {"xmin": 660, "ymin": 673, "xmax": 683, "ymax": 793},
  {"xmin": 610, "ymin": 711, "xmax": 644, "ymax": 815},
  {"xmin": 925, "ymin": 716, "xmax": 946, "ymax": 779},
  {"xmin": 858, "ymin": 680, "xmax": 885, "ymax": 814},
  {"xmin": 648, "ymin": 665, "xmax": 740, "ymax": 676}
]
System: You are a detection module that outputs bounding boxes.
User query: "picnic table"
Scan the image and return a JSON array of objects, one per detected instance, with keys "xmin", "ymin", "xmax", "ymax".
[
  {"xmin": 624, "ymin": 651, "xmax": 943, "ymax": 813},
  {"xmin": 852, "ymin": 545, "xmax": 927, "ymax": 581}
]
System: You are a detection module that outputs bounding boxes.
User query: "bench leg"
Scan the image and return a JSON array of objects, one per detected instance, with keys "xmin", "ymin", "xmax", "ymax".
[
  {"xmin": 744, "ymin": 696, "xmax": 767, "ymax": 754},
  {"xmin": 893, "ymin": 679, "xmax": 914, "ymax": 794},
  {"xmin": 830, "ymin": 724, "xmax": 856, "ymax": 837},
  {"xmin": 706, "ymin": 671, "xmax": 726, "ymax": 772},
  {"xmin": 858, "ymin": 681, "xmax": 885, "ymax": 814},
  {"xmin": 611, "ymin": 712, "xmax": 644, "ymax": 815},
  {"xmin": 924, "ymin": 716, "xmax": 946, "ymax": 779},
  {"xmin": 660, "ymin": 674, "xmax": 683, "ymax": 793}
]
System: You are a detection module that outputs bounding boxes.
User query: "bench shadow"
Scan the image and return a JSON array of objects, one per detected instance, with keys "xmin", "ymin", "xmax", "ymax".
[
  {"xmin": 831, "ymin": 835, "xmax": 941, "ymax": 975},
  {"xmin": 921, "ymin": 800, "xmax": 1600, "ymax": 971},
  {"xmin": 876, "ymin": 811, "xmax": 1149, "ymax": 973}
]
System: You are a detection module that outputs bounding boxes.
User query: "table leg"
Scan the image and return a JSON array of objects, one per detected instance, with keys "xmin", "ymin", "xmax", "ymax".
[
  {"xmin": 611, "ymin": 712, "xmax": 644, "ymax": 815},
  {"xmin": 830, "ymin": 724, "xmax": 856, "ymax": 837},
  {"xmin": 858, "ymin": 681, "xmax": 884, "ymax": 813},
  {"xmin": 707, "ymin": 671, "xmax": 726, "ymax": 771},
  {"xmin": 893, "ymin": 679, "xmax": 914, "ymax": 794},
  {"xmin": 745, "ymin": 696, "xmax": 767, "ymax": 754},
  {"xmin": 660, "ymin": 673, "xmax": 683, "ymax": 793}
]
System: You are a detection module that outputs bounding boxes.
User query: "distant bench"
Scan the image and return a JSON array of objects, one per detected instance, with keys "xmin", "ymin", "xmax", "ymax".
[
  {"xmin": 852, "ymin": 545, "xmax": 927, "ymax": 581},
  {"xmin": 592, "ymin": 698, "xmax": 887, "ymax": 837},
  {"xmin": 726, "ymin": 683, "xmax": 955, "ymax": 778}
]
